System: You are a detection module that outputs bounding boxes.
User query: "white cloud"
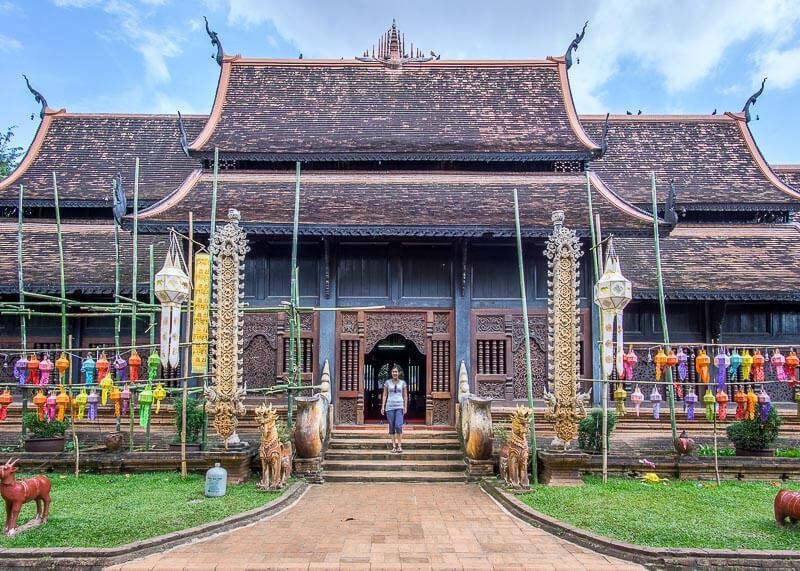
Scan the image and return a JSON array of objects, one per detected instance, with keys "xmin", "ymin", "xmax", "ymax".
[
  {"xmin": 53, "ymin": 0, "xmax": 102, "ymax": 6},
  {"xmin": 756, "ymin": 45, "xmax": 800, "ymax": 89},
  {"xmin": 219, "ymin": 0, "xmax": 800, "ymax": 112},
  {"xmin": 0, "ymin": 33, "xmax": 22, "ymax": 52}
]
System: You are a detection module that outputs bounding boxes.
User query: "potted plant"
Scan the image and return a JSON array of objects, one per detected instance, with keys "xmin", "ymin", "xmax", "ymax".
[
  {"xmin": 726, "ymin": 407, "xmax": 783, "ymax": 457},
  {"xmin": 23, "ymin": 412, "xmax": 68, "ymax": 452},
  {"xmin": 577, "ymin": 409, "xmax": 618, "ymax": 453},
  {"xmin": 170, "ymin": 396, "xmax": 204, "ymax": 451}
]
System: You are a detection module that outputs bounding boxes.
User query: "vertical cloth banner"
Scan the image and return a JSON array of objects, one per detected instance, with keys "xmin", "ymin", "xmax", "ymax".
[{"xmin": 191, "ymin": 252, "xmax": 211, "ymax": 373}]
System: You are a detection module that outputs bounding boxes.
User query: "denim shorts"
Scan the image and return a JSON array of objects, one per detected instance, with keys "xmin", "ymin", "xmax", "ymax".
[{"xmin": 386, "ymin": 408, "xmax": 404, "ymax": 434}]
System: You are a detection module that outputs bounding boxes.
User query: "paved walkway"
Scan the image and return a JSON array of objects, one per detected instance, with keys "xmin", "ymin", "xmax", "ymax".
[{"xmin": 111, "ymin": 483, "xmax": 644, "ymax": 571}]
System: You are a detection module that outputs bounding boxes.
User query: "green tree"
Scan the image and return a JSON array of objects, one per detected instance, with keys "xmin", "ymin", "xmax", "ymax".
[{"xmin": 0, "ymin": 126, "xmax": 23, "ymax": 179}]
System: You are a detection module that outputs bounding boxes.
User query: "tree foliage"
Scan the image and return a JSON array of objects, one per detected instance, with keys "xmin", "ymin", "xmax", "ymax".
[{"xmin": 0, "ymin": 125, "xmax": 23, "ymax": 180}]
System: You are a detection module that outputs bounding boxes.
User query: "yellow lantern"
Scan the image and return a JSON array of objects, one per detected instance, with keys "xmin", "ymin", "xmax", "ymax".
[{"xmin": 153, "ymin": 383, "xmax": 167, "ymax": 414}]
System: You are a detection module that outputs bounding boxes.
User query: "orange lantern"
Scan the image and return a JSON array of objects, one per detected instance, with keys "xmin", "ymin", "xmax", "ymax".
[
  {"xmin": 734, "ymin": 387, "xmax": 747, "ymax": 420},
  {"xmin": 752, "ymin": 350, "xmax": 766, "ymax": 383},
  {"xmin": 27, "ymin": 354, "xmax": 40, "ymax": 385},
  {"xmin": 56, "ymin": 385, "xmax": 70, "ymax": 422},
  {"xmin": 654, "ymin": 347, "xmax": 667, "ymax": 381},
  {"xmin": 666, "ymin": 349, "xmax": 678, "ymax": 368},
  {"xmin": 787, "ymin": 350, "xmax": 799, "ymax": 386},
  {"xmin": 0, "ymin": 389, "xmax": 12, "ymax": 421},
  {"xmin": 715, "ymin": 389, "xmax": 729, "ymax": 420},
  {"xmin": 128, "ymin": 350, "xmax": 141, "ymax": 382},
  {"xmin": 110, "ymin": 385, "xmax": 122, "ymax": 417},
  {"xmin": 55, "ymin": 352, "xmax": 70, "ymax": 383},
  {"xmin": 32, "ymin": 389, "xmax": 47, "ymax": 421},
  {"xmin": 96, "ymin": 352, "xmax": 110, "ymax": 381},
  {"xmin": 695, "ymin": 349, "xmax": 710, "ymax": 383}
]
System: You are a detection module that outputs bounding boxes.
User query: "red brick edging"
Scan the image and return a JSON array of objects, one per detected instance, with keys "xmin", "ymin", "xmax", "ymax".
[
  {"xmin": 480, "ymin": 480, "xmax": 800, "ymax": 570},
  {"xmin": 0, "ymin": 480, "xmax": 308, "ymax": 570}
]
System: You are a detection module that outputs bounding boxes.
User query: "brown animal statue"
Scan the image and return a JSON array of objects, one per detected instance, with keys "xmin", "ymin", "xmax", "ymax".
[
  {"xmin": 775, "ymin": 489, "xmax": 800, "ymax": 525},
  {"xmin": 499, "ymin": 406, "xmax": 532, "ymax": 489},
  {"xmin": 1, "ymin": 458, "xmax": 51, "ymax": 537},
  {"xmin": 255, "ymin": 403, "xmax": 292, "ymax": 490}
]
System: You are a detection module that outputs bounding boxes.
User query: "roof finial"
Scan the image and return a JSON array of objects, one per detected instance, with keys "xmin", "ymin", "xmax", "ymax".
[
  {"xmin": 742, "ymin": 77, "xmax": 766, "ymax": 123},
  {"xmin": 204, "ymin": 16, "xmax": 224, "ymax": 67},
  {"xmin": 112, "ymin": 173, "xmax": 127, "ymax": 225},
  {"xmin": 565, "ymin": 21, "xmax": 588, "ymax": 70},
  {"xmin": 599, "ymin": 112, "xmax": 610, "ymax": 156},
  {"xmin": 357, "ymin": 20, "xmax": 435, "ymax": 66},
  {"xmin": 177, "ymin": 111, "xmax": 190, "ymax": 157},
  {"xmin": 22, "ymin": 74, "xmax": 48, "ymax": 120},
  {"xmin": 665, "ymin": 179, "xmax": 679, "ymax": 225}
]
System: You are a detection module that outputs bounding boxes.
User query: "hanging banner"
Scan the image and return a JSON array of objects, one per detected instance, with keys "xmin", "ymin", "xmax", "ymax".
[{"xmin": 191, "ymin": 253, "xmax": 211, "ymax": 373}]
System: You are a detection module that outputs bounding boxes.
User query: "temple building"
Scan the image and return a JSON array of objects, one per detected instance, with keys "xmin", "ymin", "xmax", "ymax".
[{"xmin": 1, "ymin": 21, "xmax": 799, "ymax": 424}]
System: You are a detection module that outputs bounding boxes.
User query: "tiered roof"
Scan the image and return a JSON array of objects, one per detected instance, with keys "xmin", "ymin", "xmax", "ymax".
[
  {"xmin": 188, "ymin": 56, "xmax": 600, "ymax": 161},
  {"xmin": 0, "ymin": 110, "xmax": 205, "ymax": 207},
  {"xmin": 136, "ymin": 171, "xmax": 656, "ymax": 236},
  {"xmin": 774, "ymin": 165, "xmax": 800, "ymax": 191},
  {"xmin": 582, "ymin": 114, "xmax": 800, "ymax": 210},
  {"xmin": 0, "ymin": 222, "xmax": 167, "ymax": 294}
]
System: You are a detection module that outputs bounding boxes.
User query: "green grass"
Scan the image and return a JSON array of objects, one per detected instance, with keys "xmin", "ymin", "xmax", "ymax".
[
  {"xmin": 0, "ymin": 472, "xmax": 283, "ymax": 549},
  {"xmin": 519, "ymin": 476, "xmax": 800, "ymax": 551}
]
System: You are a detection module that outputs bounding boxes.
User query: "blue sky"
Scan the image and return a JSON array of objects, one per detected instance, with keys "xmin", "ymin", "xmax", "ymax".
[{"xmin": 2, "ymin": 0, "xmax": 799, "ymax": 164}]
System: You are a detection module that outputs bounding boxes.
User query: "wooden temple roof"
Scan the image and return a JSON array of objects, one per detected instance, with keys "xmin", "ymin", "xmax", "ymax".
[
  {"xmin": 0, "ymin": 222, "xmax": 168, "ymax": 294},
  {"xmin": 616, "ymin": 225, "xmax": 800, "ymax": 301},
  {"xmin": 188, "ymin": 56, "xmax": 600, "ymax": 161},
  {"xmin": 774, "ymin": 165, "xmax": 800, "ymax": 191},
  {"xmin": 581, "ymin": 114, "xmax": 800, "ymax": 211},
  {"xmin": 134, "ymin": 171, "xmax": 659, "ymax": 237},
  {"xmin": 0, "ymin": 111, "xmax": 206, "ymax": 207}
]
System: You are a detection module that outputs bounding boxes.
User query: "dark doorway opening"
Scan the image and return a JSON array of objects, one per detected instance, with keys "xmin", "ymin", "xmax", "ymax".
[{"xmin": 364, "ymin": 334, "xmax": 426, "ymax": 423}]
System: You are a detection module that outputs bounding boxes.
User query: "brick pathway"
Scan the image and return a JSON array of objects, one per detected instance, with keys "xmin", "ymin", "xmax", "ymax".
[{"xmin": 111, "ymin": 483, "xmax": 644, "ymax": 571}]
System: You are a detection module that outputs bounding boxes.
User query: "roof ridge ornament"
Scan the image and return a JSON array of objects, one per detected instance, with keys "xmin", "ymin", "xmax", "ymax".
[
  {"xmin": 565, "ymin": 21, "xmax": 588, "ymax": 70},
  {"xmin": 665, "ymin": 179, "xmax": 679, "ymax": 225},
  {"xmin": 22, "ymin": 74, "xmax": 48, "ymax": 120},
  {"xmin": 204, "ymin": 16, "xmax": 224, "ymax": 67},
  {"xmin": 112, "ymin": 173, "xmax": 127, "ymax": 225},
  {"xmin": 177, "ymin": 111, "xmax": 190, "ymax": 157},
  {"xmin": 357, "ymin": 19, "xmax": 435, "ymax": 68},
  {"xmin": 742, "ymin": 77, "xmax": 766, "ymax": 123},
  {"xmin": 599, "ymin": 112, "xmax": 610, "ymax": 156}
]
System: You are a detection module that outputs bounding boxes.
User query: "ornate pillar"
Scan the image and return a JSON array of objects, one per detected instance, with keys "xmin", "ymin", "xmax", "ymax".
[
  {"xmin": 206, "ymin": 209, "xmax": 249, "ymax": 448},
  {"xmin": 544, "ymin": 211, "xmax": 590, "ymax": 446}
]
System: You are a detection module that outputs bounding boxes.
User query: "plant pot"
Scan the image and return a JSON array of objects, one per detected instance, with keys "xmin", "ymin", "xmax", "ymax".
[
  {"xmin": 169, "ymin": 442, "xmax": 201, "ymax": 452},
  {"xmin": 24, "ymin": 437, "xmax": 65, "ymax": 453},
  {"xmin": 735, "ymin": 447, "xmax": 775, "ymax": 457}
]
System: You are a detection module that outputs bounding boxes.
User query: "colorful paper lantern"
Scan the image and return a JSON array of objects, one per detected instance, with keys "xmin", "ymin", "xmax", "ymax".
[
  {"xmin": 113, "ymin": 353, "xmax": 127, "ymax": 382},
  {"xmin": 772, "ymin": 349, "xmax": 787, "ymax": 382},
  {"xmin": 155, "ymin": 233, "xmax": 191, "ymax": 370},
  {"xmin": 138, "ymin": 385, "xmax": 154, "ymax": 428},
  {"xmin": 787, "ymin": 350, "xmax": 799, "ymax": 387},
  {"xmin": 153, "ymin": 383, "xmax": 167, "ymax": 414},
  {"xmin": 27, "ymin": 354, "xmax": 40, "ymax": 385},
  {"xmin": 96, "ymin": 352, "xmax": 110, "ymax": 382},
  {"xmin": 758, "ymin": 388, "xmax": 772, "ymax": 422},
  {"xmin": 87, "ymin": 389, "xmax": 99, "ymax": 421},
  {"xmin": 14, "ymin": 356, "xmax": 28, "ymax": 385},
  {"xmin": 729, "ymin": 350, "xmax": 742, "ymax": 380},
  {"xmin": 654, "ymin": 347, "xmax": 667, "ymax": 381},
  {"xmin": 631, "ymin": 385, "xmax": 644, "ymax": 417},
  {"xmin": 76, "ymin": 388, "xmax": 88, "ymax": 420},
  {"xmin": 715, "ymin": 389, "xmax": 729, "ymax": 421},
  {"xmin": 714, "ymin": 349, "xmax": 729, "ymax": 391},
  {"xmin": 593, "ymin": 238, "xmax": 632, "ymax": 377},
  {"xmin": 56, "ymin": 385, "xmax": 70, "ymax": 422},
  {"xmin": 614, "ymin": 384, "xmax": 627, "ymax": 416},
  {"xmin": 81, "ymin": 354, "xmax": 96, "ymax": 385},
  {"xmin": 39, "ymin": 354, "xmax": 53, "ymax": 386},
  {"xmin": 45, "ymin": 391, "xmax": 57, "ymax": 422},
  {"xmin": 100, "ymin": 373, "xmax": 114, "ymax": 405},
  {"xmin": 650, "ymin": 386, "xmax": 662, "ymax": 420},
  {"xmin": 128, "ymin": 350, "xmax": 141, "ymax": 382},
  {"xmin": 685, "ymin": 388, "xmax": 698, "ymax": 421},
  {"xmin": 703, "ymin": 389, "xmax": 715, "ymax": 421},
  {"xmin": 734, "ymin": 387, "xmax": 747, "ymax": 420},
  {"xmin": 55, "ymin": 352, "xmax": 70, "ymax": 383},
  {"xmin": 745, "ymin": 388, "xmax": 757, "ymax": 421},
  {"xmin": 696, "ymin": 349, "xmax": 710, "ymax": 384},
  {"xmin": 110, "ymin": 385, "xmax": 122, "ymax": 417},
  {"xmin": 741, "ymin": 349, "xmax": 753, "ymax": 381},
  {"xmin": 753, "ymin": 350, "xmax": 766, "ymax": 382},
  {"xmin": 676, "ymin": 348, "xmax": 688, "ymax": 383},
  {"xmin": 147, "ymin": 351, "xmax": 161, "ymax": 382},
  {"xmin": 32, "ymin": 389, "xmax": 46, "ymax": 421},
  {"xmin": 796, "ymin": 390, "xmax": 800, "ymax": 419},
  {"xmin": 0, "ymin": 389, "xmax": 12, "ymax": 421},
  {"xmin": 622, "ymin": 347, "xmax": 638, "ymax": 380},
  {"xmin": 121, "ymin": 385, "xmax": 131, "ymax": 417}
]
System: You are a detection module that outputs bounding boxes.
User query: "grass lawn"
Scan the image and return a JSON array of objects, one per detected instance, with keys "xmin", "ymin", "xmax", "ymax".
[
  {"xmin": 519, "ymin": 476, "xmax": 800, "ymax": 551},
  {"xmin": 0, "ymin": 472, "xmax": 284, "ymax": 549}
]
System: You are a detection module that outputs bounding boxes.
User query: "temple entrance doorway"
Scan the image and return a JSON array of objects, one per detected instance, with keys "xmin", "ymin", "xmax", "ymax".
[{"xmin": 363, "ymin": 334, "xmax": 426, "ymax": 423}]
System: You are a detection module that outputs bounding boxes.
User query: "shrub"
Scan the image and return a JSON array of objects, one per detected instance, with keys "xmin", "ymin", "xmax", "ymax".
[
  {"xmin": 492, "ymin": 423, "xmax": 509, "ymax": 442},
  {"xmin": 23, "ymin": 412, "xmax": 68, "ymax": 439},
  {"xmin": 775, "ymin": 448, "xmax": 800, "ymax": 458},
  {"xmin": 276, "ymin": 420, "xmax": 292, "ymax": 444},
  {"xmin": 726, "ymin": 407, "xmax": 782, "ymax": 450},
  {"xmin": 172, "ymin": 396, "xmax": 204, "ymax": 444},
  {"xmin": 577, "ymin": 409, "xmax": 618, "ymax": 452},
  {"xmin": 697, "ymin": 444, "xmax": 735, "ymax": 457}
]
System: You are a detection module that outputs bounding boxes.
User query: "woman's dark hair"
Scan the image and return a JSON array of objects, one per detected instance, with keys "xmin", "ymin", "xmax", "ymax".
[{"xmin": 391, "ymin": 365, "xmax": 400, "ymax": 373}]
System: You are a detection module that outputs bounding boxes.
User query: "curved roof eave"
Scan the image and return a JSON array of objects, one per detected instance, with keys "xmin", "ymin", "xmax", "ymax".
[
  {"xmin": 188, "ymin": 54, "xmax": 238, "ymax": 152},
  {"xmin": 547, "ymin": 55, "xmax": 602, "ymax": 155},
  {"xmin": 0, "ymin": 107, "xmax": 66, "ymax": 192}
]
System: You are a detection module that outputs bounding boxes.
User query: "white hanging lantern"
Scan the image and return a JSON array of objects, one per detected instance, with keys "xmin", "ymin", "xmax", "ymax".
[
  {"xmin": 154, "ymin": 233, "xmax": 190, "ymax": 369},
  {"xmin": 593, "ymin": 237, "xmax": 632, "ymax": 377}
]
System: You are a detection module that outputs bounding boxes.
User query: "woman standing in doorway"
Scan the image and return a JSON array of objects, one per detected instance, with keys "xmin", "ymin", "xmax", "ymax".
[{"xmin": 381, "ymin": 365, "xmax": 408, "ymax": 453}]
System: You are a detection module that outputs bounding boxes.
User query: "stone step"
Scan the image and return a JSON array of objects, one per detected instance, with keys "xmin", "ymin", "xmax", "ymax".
[
  {"xmin": 323, "ymin": 459, "xmax": 465, "ymax": 473},
  {"xmin": 331, "ymin": 429, "xmax": 458, "ymax": 440},
  {"xmin": 328, "ymin": 438, "xmax": 460, "ymax": 450},
  {"xmin": 323, "ymin": 470, "xmax": 467, "ymax": 483},
  {"xmin": 325, "ymin": 449, "xmax": 463, "ymax": 461}
]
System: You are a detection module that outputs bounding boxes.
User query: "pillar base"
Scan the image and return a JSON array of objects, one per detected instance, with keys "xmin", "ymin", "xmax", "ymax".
[
  {"xmin": 465, "ymin": 458, "xmax": 495, "ymax": 480},
  {"xmin": 294, "ymin": 456, "xmax": 324, "ymax": 483}
]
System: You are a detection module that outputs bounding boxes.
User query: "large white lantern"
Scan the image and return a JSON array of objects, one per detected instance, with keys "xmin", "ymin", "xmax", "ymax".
[
  {"xmin": 593, "ymin": 237, "xmax": 632, "ymax": 377},
  {"xmin": 154, "ymin": 233, "xmax": 190, "ymax": 369}
]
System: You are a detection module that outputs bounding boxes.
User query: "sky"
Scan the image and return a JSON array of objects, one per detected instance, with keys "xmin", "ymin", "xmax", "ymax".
[{"xmin": 1, "ymin": 0, "xmax": 799, "ymax": 164}]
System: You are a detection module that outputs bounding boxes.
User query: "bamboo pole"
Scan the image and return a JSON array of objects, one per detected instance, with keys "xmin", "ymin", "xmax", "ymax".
[
  {"xmin": 131, "ymin": 158, "xmax": 140, "ymax": 350},
  {"xmin": 114, "ymin": 211, "xmax": 121, "ymax": 349},
  {"xmin": 69, "ymin": 334, "xmax": 80, "ymax": 477},
  {"xmin": 181, "ymin": 215, "xmax": 194, "ymax": 479},
  {"xmin": 17, "ymin": 184, "xmax": 26, "ymax": 354},
  {"xmin": 202, "ymin": 148, "xmax": 220, "ymax": 451},
  {"xmin": 512, "ymin": 189, "xmax": 538, "ymax": 485},
  {"xmin": 146, "ymin": 245, "xmax": 155, "ymax": 451},
  {"xmin": 595, "ymin": 214, "xmax": 610, "ymax": 484},
  {"xmin": 287, "ymin": 162, "xmax": 302, "ymax": 427},
  {"xmin": 650, "ymin": 172, "xmax": 678, "ymax": 442},
  {"xmin": 53, "ymin": 173, "xmax": 67, "ymax": 350}
]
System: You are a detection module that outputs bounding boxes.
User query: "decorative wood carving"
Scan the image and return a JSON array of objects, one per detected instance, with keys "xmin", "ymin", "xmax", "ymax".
[
  {"xmin": 299, "ymin": 313, "xmax": 313, "ymax": 332},
  {"xmin": 511, "ymin": 315, "xmax": 548, "ymax": 400},
  {"xmin": 323, "ymin": 237, "xmax": 331, "ymax": 299},
  {"xmin": 432, "ymin": 398, "xmax": 450, "ymax": 425},
  {"xmin": 433, "ymin": 312, "xmax": 450, "ymax": 334},
  {"xmin": 477, "ymin": 380, "xmax": 505, "ymax": 400},
  {"xmin": 242, "ymin": 313, "xmax": 278, "ymax": 389},
  {"xmin": 338, "ymin": 398, "xmax": 357, "ymax": 424},
  {"xmin": 365, "ymin": 312, "xmax": 427, "ymax": 355},
  {"xmin": 476, "ymin": 315, "xmax": 505, "ymax": 334},
  {"xmin": 341, "ymin": 312, "xmax": 358, "ymax": 335}
]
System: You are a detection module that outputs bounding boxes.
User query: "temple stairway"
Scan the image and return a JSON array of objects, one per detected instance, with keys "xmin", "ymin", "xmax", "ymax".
[{"xmin": 323, "ymin": 426, "xmax": 467, "ymax": 482}]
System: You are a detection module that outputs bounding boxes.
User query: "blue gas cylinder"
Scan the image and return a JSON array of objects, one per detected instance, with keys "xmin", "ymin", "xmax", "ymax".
[{"xmin": 205, "ymin": 462, "xmax": 227, "ymax": 497}]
